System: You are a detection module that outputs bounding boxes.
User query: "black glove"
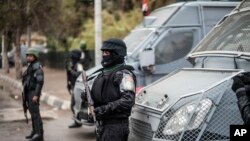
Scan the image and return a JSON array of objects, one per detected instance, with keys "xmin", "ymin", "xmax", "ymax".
[
  {"xmin": 94, "ymin": 106, "xmax": 106, "ymax": 120},
  {"xmin": 242, "ymin": 72, "xmax": 250, "ymax": 76},
  {"xmin": 239, "ymin": 72, "xmax": 250, "ymax": 85},
  {"xmin": 232, "ymin": 76, "xmax": 245, "ymax": 92}
]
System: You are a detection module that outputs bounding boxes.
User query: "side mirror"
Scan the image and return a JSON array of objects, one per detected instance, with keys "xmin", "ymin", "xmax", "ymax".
[
  {"xmin": 143, "ymin": 16, "xmax": 156, "ymax": 27},
  {"xmin": 139, "ymin": 48, "xmax": 155, "ymax": 73}
]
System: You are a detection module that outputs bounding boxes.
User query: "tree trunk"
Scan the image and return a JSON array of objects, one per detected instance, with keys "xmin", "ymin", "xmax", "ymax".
[
  {"xmin": 14, "ymin": 29, "xmax": 23, "ymax": 79},
  {"xmin": 2, "ymin": 34, "xmax": 9, "ymax": 74}
]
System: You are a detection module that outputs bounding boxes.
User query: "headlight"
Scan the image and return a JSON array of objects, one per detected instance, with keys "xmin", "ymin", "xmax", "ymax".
[{"xmin": 163, "ymin": 98, "xmax": 212, "ymax": 135}]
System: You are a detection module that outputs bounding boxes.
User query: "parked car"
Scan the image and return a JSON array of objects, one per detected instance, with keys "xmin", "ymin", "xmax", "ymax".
[
  {"xmin": 129, "ymin": 1, "xmax": 250, "ymax": 140},
  {"xmin": 0, "ymin": 45, "xmax": 48, "ymax": 68},
  {"xmin": 72, "ymin": 1, "xmax": 239, "ymax": 127},
  {"xmin": 7, "ymin": 45, "xmax": 28, "ymax": 67}
]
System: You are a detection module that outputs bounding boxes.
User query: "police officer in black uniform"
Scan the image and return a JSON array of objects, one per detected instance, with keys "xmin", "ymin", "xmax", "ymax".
[
  {"xmin": 79, "ymin": 41, "xmax": 92, "ymax": 70},
  {"xmin": 22, "ymin": 48, "xmax": 44, "ymax": 141},
  {"xmin": 66, "ymin": 50, "xmax": 83, "ymax": 128},
  {"xmin": 232, "ymin": 72, "xmax": 250, "ymax": 124},
  {"xmin": 91, "ymin": 38, "xmax": 136, "ymax": 141}
]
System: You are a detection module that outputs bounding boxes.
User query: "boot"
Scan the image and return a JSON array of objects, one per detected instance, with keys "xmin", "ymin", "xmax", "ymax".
[
  {"xmin": 30, "ymin": 133, "xmax": 43, "ymax": 141},
  {"xmin": 25, "ymin": 131, "xmax": 35, "ymax": 139},
  {"xmin": 68, "ymin": 122, "xmax": 82, "ymax": 128}
]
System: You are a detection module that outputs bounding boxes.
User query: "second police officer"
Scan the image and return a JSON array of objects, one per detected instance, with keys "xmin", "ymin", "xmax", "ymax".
[
  {"xmin": 22, "ymin": 48, "xmax": 44, "ymax": 141},
  {"xmin": 91, "ymin": 38, "xmax": 136, "ymax": 141},
  {"xmin": 66, "ymin": 50, "xmax": 84, "ymax": 128}
]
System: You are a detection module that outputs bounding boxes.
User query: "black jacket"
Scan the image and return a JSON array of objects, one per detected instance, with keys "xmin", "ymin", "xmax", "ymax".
[
  {"xmin": 65, "ymin": 60, "xmax": 82, "ymax": 87},
  {"xmin": 91, "ymin": 64, "xmax": 136, "ymax": 120},
  {"xmin": 22, "ymin": 61, "xmax": 44, "ymax": 97},
  {"xmin": 235, "ymin": 85, "xmax": 250, "ymax": 124}
]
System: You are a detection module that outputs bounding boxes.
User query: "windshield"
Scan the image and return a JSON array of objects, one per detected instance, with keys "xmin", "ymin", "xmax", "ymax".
[
  {"xmin": 123, "ymin": 5, "xmax": 179, "ymax": 56},
  {"xmin": 191, "ymin": 11, "xmax": 250, "ymax": 55},
  {"xmin": 123, "ymin": 29, "xmax": 154, "ymax": 53},
  {"xmin": 148, "ymin": 6, "xmax": 178, "ymax": 27}
]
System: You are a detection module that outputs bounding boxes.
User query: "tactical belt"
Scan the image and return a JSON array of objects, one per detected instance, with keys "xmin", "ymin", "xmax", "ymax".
[{"xmin": 102, "ymin": 118, "xmax": 129, "ymax": 125}]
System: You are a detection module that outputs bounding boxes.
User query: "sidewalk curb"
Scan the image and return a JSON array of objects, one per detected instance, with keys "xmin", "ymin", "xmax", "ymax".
[{"xmin": 0, "ymin": 74, "xmax": 70, "ymax": 110}]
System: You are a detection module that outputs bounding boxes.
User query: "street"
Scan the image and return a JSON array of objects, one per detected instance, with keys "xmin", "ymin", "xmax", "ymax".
[{"xmin": 0, "ymin": 82, "xmax": 95, "ymax": 141}]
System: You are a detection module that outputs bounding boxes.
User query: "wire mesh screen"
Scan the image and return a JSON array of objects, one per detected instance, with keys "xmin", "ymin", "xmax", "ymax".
[
  {"xmin": 153, "ymin": 79, "xmax": 243, "ymax": 141},
  {"xmin": 154, "ymin": 94, "xmax": 202, "ymax": 141},
  {"xmin": 199, "ymin": 81, "xmax": 243, "ymax": 141},
  {"xmin": 236, "ymin": 0, "xmax": 250, "ymax": 10},
  {"xmin": 191, "ymin": 1, "xmax": 250, "ymax": 54},
  {"xmin": 129, "ymin": 118, "xmax": 154, "ymax": 141}
]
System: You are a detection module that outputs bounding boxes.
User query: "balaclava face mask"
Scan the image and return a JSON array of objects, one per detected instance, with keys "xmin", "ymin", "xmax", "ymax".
[{"xmin": 101, "ymin": 51, "xmax": 124, "ymax": 68}]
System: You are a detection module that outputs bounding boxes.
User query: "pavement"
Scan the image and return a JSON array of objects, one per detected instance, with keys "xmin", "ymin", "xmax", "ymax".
[
  {"xmin": 0, "ymin": 67, "xmax": 71, "ymax": 110},
  {"xmin": 0, "ymin": 87, "xmax": 95, "ymax": 141},
  {"xmin": 0, "ymin": 108, "xmax": 58, "ymax": 122}
]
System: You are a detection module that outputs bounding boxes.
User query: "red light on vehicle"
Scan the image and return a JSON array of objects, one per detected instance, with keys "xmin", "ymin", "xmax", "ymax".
[{"xmin": 136, "ymin": 86, "xmax": 144, "ymax": 94}]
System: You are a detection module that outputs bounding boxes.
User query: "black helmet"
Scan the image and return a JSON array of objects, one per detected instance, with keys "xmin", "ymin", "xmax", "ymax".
[
  {"xmin": 70, "ymin": 50, "xmax": 81, "ymax": 60},
  {"xmin": 101, "ymin": 38, "xmax": 127, "ymax": 57},
  {"xmin": 101, "ymin": 38, "xmax": 127, "ymax": 68}
]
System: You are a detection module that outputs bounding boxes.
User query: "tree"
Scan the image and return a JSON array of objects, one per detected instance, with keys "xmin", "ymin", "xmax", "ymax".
[
  {"xmin": 1, "ymin": 34, "xmax": 9, "ymax": 74},
  {"xmin": 0, "ymin": 0, "xmax": 26, "ymax": 79},
  {"xmin": 0, "ymin": 0, "xmax": 61, "ymax": 79}
]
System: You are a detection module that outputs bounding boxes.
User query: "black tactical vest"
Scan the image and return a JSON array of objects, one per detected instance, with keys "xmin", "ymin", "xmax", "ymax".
[
  {"xmin": 91, "ymin": 65, "xmax": 136, "ymax": 107},
  {"xmin": 22, "ymin": 61, "xmax": 41, "ymax": 91}
]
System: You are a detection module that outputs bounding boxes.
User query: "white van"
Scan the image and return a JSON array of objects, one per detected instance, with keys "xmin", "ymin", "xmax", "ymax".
[
  {"xmin": 129, "ymin": 1, "xmax": 250, "ymax": 140},
  {"xmin": 127, "ymin": 1, "xmax": 238, "ymax": 88}
]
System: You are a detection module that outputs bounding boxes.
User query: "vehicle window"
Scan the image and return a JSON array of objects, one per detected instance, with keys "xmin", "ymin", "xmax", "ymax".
[
  {"xmin": 155, "ymin": 31, "xmax": 194, "ymax": 65},
  {"xmin": 123, "ymin": 29, "xmax": 154, "ymax": 53},
  {"xmin": 192, "ymin": 12, "xmax": 250, "ymax": 53}
]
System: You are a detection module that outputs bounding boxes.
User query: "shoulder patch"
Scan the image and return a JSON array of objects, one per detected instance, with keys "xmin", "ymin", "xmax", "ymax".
[
  {"xmin": 32, "ymin": 62, "xmax": 42, "ymax": 70},
  {"xmin": 120, "ymin": 73, "xmax": 135, "ymax": 93}
]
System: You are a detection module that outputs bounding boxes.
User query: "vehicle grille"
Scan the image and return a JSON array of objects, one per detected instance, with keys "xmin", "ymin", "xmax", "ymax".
[{"xmin": 129, "ymin": 118, "xmax": 154, "ymax": 141}]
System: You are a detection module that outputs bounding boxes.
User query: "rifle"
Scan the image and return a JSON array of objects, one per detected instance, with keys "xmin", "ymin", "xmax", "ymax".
[
  {"xmin": 65, "ymin": 59, "xmax": 73, "ymax": 95},
  {"xmin": 22, "ymin": 92, "xmax": 29, "ymax": 124},
  {"xmin": 82, "ymin": 70, "xmax": 103, "ymax": 137},
  {"xmin": 81, "ymin": 70, "xmax": 96, "ymax": 122}
]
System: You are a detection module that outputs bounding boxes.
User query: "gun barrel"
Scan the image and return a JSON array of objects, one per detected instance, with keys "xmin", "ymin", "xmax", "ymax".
[
  {"xmin": 82, "ymin": 71, "xmax": 96, "ymax": 120},
  {"xmin": 85, "ymin": 85, "xmax": 94, "ymax": 106}
]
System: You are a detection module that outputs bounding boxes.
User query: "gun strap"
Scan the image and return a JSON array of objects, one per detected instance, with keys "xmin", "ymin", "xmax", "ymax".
[
  {"xmin": 87, "ymin": 68, "xmax": 104, "ymax": 81},
  {"xmin": 86, "ymin": 65, "xmax": 136, "ymax": 83}
]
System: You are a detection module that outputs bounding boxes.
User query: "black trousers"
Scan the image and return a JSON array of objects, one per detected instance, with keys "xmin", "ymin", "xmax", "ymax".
[
  {"xmin": 69, "ymin": 85, "xmax": 76, "ymax": 116},
  {"xmin": 70, "ymin": 92, "xmax": 75, "ymax": 114},
  {"xmin": 28, "ymin": 91, "xmax": 43, "ymax": 135},
  {"xmin": 97, "ymin": 122, "xmax": 129, "ymax": 141}
]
